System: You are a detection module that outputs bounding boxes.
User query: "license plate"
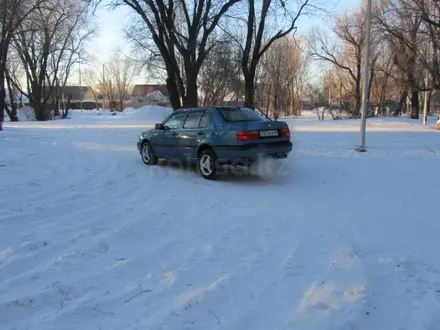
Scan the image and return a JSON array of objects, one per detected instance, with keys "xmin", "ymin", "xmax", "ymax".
[{"xmin": 260, "ymin": 129, "xmax": 279, "ymax": 137}]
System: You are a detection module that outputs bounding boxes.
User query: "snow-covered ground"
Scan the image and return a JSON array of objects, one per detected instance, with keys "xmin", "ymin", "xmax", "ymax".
[{"xmin": 1, "ymin": 108, "xmax": 440, "ymax": 330}]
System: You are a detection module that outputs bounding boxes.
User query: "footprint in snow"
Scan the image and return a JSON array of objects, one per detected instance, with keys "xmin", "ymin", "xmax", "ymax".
[
  {"xmin": 94, "ymin": 241, "xmax": 111, "ymax": 254},
  {"xmin": 21, "ymin": 240, "xmax": 48, "ymax": 252}
]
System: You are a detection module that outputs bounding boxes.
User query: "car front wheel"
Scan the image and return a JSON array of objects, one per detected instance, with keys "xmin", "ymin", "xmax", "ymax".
[
  {"xmin": 141, "ymin": 141, "xmax": 157, "ymax": 165},
  {"xmin": 198, "ymin": 149, "xmax": 218, "ymax": 180}
]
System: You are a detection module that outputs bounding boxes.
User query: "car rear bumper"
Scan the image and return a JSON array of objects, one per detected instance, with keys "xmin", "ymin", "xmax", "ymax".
[{"xmin": 213, "ymin": 141, "xmax": 293, "ymax": 165}]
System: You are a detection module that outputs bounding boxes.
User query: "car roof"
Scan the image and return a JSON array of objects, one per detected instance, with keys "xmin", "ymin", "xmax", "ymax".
[{"xmin": 177, "ymin": 106, "xmax": 241, "ymax": 112}]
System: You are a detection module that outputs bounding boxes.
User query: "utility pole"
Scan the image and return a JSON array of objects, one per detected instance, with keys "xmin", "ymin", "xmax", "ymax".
[
  {"xmin": 423, "ymin": 65, "xmax": 430, "ymax": 125},
  {"xmin": 102, "ymin": 64, "xmax": 106, "ymax": 109},
  {"xmin": 423, "ymin": 0, "xmax": 432, "ymax": 125},
  {"xmin": 356, "ymin": 0, "xmax": 372, "ymax": 152},
  {"xmin": 79, "ymin": 55, "xmax": 82, "ymax": 112}
]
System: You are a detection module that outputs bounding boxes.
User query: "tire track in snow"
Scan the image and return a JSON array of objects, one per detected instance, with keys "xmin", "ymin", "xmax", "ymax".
[
  {"xmin": 125, "ymin": 199, "xmax": 367, "ymax": 330},
  {"xmin": 0, "ymin": 165, "xmax": 226, "ymax": 329},
  {"xmin": 1, "ymin": 124, "xmax": 369, "ymax": 330},
  {"xmin": 323, "ymin": 200, "xmax": 440, "ymax": 330}
]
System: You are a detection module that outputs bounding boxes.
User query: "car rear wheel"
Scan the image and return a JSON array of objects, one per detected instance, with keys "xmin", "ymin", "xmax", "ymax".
[
  {"xmin": 198, "ymin": 149, "xmax": 218, "ymax": 180},
  {"xmin": 141, "ymin": 141, "xmax": 157, "ymax": 165}
]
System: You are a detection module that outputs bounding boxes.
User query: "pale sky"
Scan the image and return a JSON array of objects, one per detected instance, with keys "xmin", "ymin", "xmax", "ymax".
[
  {"xmin": 79, "ymin": 0, "xmax": 360, "ymax": 85},
  {"xmin": 87, "ymin": 4, "xmax": 134, "ymax": 65}
]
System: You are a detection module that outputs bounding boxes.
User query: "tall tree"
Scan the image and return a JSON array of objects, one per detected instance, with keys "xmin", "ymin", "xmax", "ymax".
[
  {"xmin": 112, "ymin": 0, "xmax": 241, "ymax": 110},
  {"xmin": 370, "ymin": 40, "xmax": 397, "ymax": 114},
  {"xmin": 198, "ymin": 37, "xmax": 241, "ymax": 106},
  {"xmin": 107, "ymin": 51, "xmax": 137, "ymax": 110},
  {"xmin": 415, "ymin": 0, "xmax": 440, "ymax": 90},
  {"xmin": 83, "ymin": 67, "xmax": 103, "ymax": 109},
  {"xmin": 12, "ymin": 0, "xmax": 94, "ymax": 120},
  {"xmin": 308, "ymin": 8, "xmax": 368, "ymax": 116},
  {"xmin": 375, "ymin": 0, "xmax": 424, "ymax": 118},
  {"xmin": 0, "ymin": 0, "xmax": 44, "ymax": 127},
  {"xmin": 257, "ymin": 36, "xmax": 309, "ymax": 116},
  {"xmin": 123, "ymin": 17, "xmax": 168, "ymax": 83},
  {"xmin": 229, "ymin": 0, "xmax": 312, "ymax": 109}
]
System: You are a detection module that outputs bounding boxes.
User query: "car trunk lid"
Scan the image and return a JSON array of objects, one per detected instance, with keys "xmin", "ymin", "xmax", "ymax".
[{"xmin": 228, "ymin": 121, "xmax": 290, "ymax": 141}]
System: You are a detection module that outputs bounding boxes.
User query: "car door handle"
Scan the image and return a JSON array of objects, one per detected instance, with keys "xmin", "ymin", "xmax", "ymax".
[
  {"xmin": 172, "ymin": 132, "xmax": 178, "ymax": 136},
  {"xmin": 197, "ymin": 131, "xmax": 204, "ymax": 136}
]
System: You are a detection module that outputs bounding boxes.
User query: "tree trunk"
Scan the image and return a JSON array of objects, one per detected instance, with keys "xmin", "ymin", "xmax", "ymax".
[
  {"xmin": 427, "ymin": 91, "xmax": 431, "ymax": 114},
  {"xmin": 380, "ymin": 97, "xmax": 385, "ymax": 116},
  {"xmin": 183, "ymin": 69, "xmax": 198, "ymax": 107},
  {"xmin": 0, "ymin": 69, "xmax": 6, "ymax": 128},
  {"xmin": 244, "ymin": 72, "xmax": 255, "ymax": 109},
  {"xmin": 54, "ymin": 97, "xmax": 60, "ymax": 117},
  {"xmin": 353, "ymin": 49, "xmax": 362, "ymax": 117},
  {"xmin": 0, "ymin": 39, "xmax": 8, "ymax": 128},
  {"xmin": 368, "ymin": 62, "xmax": 375, "ymax": 108},
  {"xmin": 379, "ymin": 80, "xmax": 387, "ymax": 115},
  {"xmin": 166, "ymin": 76, "xmax": 181, "ymax": 110},
  {"xmin": 235, "ymin": 82, "xmax": 240, "ymax": 105},
  {"xmin": 3, "ymin": 103, "xmax": 13, "ymax": 124},
  {"xmin": 352, "ymin": 65, "xmax": 362, "ymax": 117},
  {"xmin": 339, "ymin": 83, "xmax": 343, "ymax": 114},
  {"xmin": 410, "ymin": 90, "xmax": 419, "ymax": 119},
  {"xmin": 54, "ymin": 84, "xmax": 60, "ymax": 117},
  {"xmin": 34, "ymin": 102, "xmax": 46, "ymax": 121},
  {"xmin": 5, "ymin": 67, "xmax": 19, "ymax": 121},
  {"xmin": 6, "ymin": 86, "xmax": 18, "ymax": 122},
  {"xmin": 63, "ymin": 95, "xmax": 72, "ymax": 118},
  {"xmin": 290, "ymin": 87, "xmax": 296, "ymax": 116},
  {"xmin": 394, "ymin": 90, "xmax": 407, "ymax": 116},
  {"xmin": 32, "ymin": 86, "xmax": 45, "ymax": 121}
]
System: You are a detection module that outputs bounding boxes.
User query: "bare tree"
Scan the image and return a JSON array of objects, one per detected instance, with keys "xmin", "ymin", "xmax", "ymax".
[
  {"xmin": 304, "ymin": 82, "xmax": 329, "ymax": 119},
  {"xmin": 3, "ymin": 49, "xmax": 26, "ymax": 121},
  {"xmin": 198, "ymin": 37, "xmax": 241, "ymax": 106},
  {"xmin": 375, "ymin": 0, "xmax": 425, "ymax": 118},
  {"xmin": 414, "ymin": 0, "xmax": 440, "ymax": 93},
  {"xmin": 111, "ymin": 0, "xmax": 241, "ymax": 110},
  {"xmin": 11, "ymin": 0, "xmax": 94, "ymax": 120},
  {"xmin": 0, "ymin": 0, "xmax": 45, "ymax": 126},
  {"xmin": 256, "ymin": 36, "xmax": 309, "ymax": 117},
  {"xmin": 123, "ymin": 15, "xmax": 167, "ymax": 83},
  {"xmin": 308, "ymin": 8, "xmax": 369, "ymax": 116},
  {"xmin": 83, "ymin": 68, "xmax": 102, "ymax": 109},
  {"xmin": 100, "ymin": 67, "xmax": 117, "ymax": 110},
  {"xmin": 223, "ymin": 0, "xmax": 313, "ymax": 109},
  {"xmin": 106, "ymin": 51, "xmax": 137, "ymax": 110},
  {"xmin": 370, "ymin": 40, "xmax": 397, "ymax": 114}
]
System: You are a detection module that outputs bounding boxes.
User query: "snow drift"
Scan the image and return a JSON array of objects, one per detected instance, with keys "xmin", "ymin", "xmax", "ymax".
[
  {"xmin": 124, "ymin": 105, "xmax": 173, "ymax": 122},
  {"xmin": 122, "ymin": 107, "xmax": 136, "ymax": 113}
]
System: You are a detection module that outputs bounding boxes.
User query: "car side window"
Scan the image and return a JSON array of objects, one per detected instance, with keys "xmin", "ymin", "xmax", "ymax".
[
  {"xmin": 164, "ymin": 112, "xmax": 187, "ymax": 129},
  {"xmin": 183, "ymin": 111, "xmax": 204, "ymax": 129},
  {"xmin": 199, "ymin": 111, "xmax": 210, "ymax": 128}
]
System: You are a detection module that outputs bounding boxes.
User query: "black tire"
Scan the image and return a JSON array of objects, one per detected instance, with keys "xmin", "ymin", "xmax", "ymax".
[
  {"xmin": 141, "ymin": 141, "xmax": 157, "ymax": 165},
  {"xmin": 198, "ymin": 149, "xmax": 218, "ymax": 180}
]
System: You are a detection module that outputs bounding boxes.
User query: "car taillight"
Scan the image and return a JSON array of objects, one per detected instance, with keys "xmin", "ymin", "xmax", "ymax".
[
  {"xmin": 281, "ymin": 128, "xmax": 290, "ymax": 137},
  {"xmin": 237, "ymin": 130, "xmax": 259, "ymax": 140}
]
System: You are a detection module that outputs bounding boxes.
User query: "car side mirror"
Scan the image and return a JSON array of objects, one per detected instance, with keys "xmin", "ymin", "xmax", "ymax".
[{"xmin": 155, "ymin": 123, "xmax": 164, "ymax": 130}]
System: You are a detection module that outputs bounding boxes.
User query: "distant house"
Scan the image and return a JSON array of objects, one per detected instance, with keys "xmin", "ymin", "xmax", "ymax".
[
  {"xmin": 130, "ymin": 84, "xmax": 170, "ymax": 108},
  {"xmin": 48, "ymin": 86, "xmax": 99, "ymax": 110}
]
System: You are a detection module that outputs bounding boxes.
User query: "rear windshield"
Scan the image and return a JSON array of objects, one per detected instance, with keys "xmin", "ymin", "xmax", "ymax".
[{"xmin": 219, "ymin": 107, "xmax": 268, "ymax": 122}]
